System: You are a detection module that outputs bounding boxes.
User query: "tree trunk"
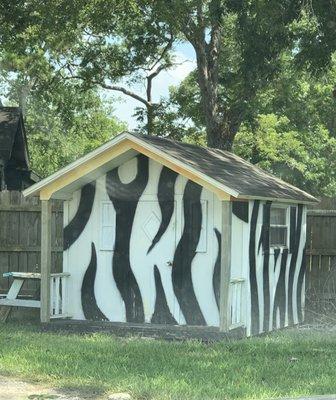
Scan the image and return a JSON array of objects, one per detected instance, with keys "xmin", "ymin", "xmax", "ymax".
[
  {"xmin": 189, "ymin": 2, "xmax": 233, "ymax": 151},
  {"xmin": 146, "ymin": 104, "xmax": 154, "ymax": 136},
  {"xmin": 195, "ymin": 53, "xmax": 236, "ymax": 151},
  {"xmin": 206, "ymin": 122, "xmax": 236, "ymax": 151}
]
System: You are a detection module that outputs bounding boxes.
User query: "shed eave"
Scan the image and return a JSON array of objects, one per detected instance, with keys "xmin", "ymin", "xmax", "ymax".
[{"xmin": 235, "ymin": 193, "xmax": 319, "ymax": 205}]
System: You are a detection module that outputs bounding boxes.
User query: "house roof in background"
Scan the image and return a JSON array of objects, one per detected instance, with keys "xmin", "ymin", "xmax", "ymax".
[
  {"xmin": 23, "ymin": 131, "xmax": 318, "ymax": 204},
  {"xmin": 0, "ymin": 107, "xmax": 29, "ymax": 168}
]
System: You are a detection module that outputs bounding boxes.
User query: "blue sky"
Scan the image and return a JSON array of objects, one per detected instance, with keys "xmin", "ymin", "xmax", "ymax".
[{"xmin": 110, "ymin": 42, "xmax": 196, "ymax": 129}]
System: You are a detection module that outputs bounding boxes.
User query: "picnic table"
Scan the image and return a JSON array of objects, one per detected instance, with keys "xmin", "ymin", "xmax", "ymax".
[
  {"xmin": 0, "ymin": 272, "xmax": 70, "ymax": 311},
  {"xmin": 0, "ymin": 272, "xmax": 42, "ymax": 308}
]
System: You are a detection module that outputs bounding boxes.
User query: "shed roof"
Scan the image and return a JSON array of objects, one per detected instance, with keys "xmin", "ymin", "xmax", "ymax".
[
  {"xmin": 23, "ymin": 131, "xmax": 318, "ymax": 204},
  {"xmin": 136, "ymin": 134, "xmax": 317, "ymax": 203}
]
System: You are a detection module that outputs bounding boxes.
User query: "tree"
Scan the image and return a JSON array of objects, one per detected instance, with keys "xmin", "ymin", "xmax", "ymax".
[
  {"xmin": 160, "ymin": 48, "xmax": 336, "ymax": 194},
  {"xmin": 233, "ymin": 114, "xmax": 336, "ymax": 196},
  {"xmin": 1, "ymin": 75, "xmax": 125, "ymax": 177},
  {"xmin": 150, "ymin": 0, "xmax": 336, "ymax": 149},
  {"xmin": 0, "ymin": 1, "xmax": 126, "ymax": 176},
  {"xmin": 2, "ymin": 0, "xmax": 336, "ymax": 150},
  {"xmin": 27, "ymin": 87, "xmax": 125, "ymax": 177},
  {"xmin": 146, "ymin": 1, "xmax": 294, "ymax": 148},
  {"xmin": 0, "ymin": 1, "xmax": 299, "ymax": 144},
  {"xmin": 292, "ymin": 0, "xmax": 336, "ymax": 72},
  {"xmin": 0, "ymin": 0, "xmax": 85, "ymax": 113},
  {"xmin": 49, "ymin": 0, "xmax": 176, "ymax": 135}
]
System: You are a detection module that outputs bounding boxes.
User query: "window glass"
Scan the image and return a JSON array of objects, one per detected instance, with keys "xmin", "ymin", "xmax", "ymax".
[
  {"xmin": 270, "ymin": 206, "xmax": 288, "ymax": 247},
  {"xmin": 270, "ymin": 207, "xmax": 286, "ymax": 225}
]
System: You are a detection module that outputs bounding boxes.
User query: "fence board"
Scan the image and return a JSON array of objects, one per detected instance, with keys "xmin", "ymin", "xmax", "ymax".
[
  {"xmin": 306, "ymin": 197, "xmax": 336, "ymax": 319},
  {"xmin": 0, "ymin": 191, "xmax": 63, "ymax": 296}
]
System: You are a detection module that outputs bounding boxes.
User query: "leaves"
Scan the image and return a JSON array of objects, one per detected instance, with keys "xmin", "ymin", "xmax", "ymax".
[
  {"xmin": 233, "ymin": 114, "xmax": 336, "ymax": 196},
  {"xmin": 1, "ymin": 0, "xmax": 336, "ymax": 194},
  {"xmin": 25, "ymin": 88, "xmax": 126, "ymax": 177}
]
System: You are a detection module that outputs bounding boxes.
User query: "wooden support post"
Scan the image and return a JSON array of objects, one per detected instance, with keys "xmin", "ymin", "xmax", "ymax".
[
  {"xmin": 40, "ymin": 199, "xmax": 52, "ymax": 323},
  {"xmin": 219, "ymin": 200, "xmax": 232, "ymax": 332}
]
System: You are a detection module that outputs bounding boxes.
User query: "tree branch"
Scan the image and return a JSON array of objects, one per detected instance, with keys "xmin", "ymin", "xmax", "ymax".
[
  {"xmin": 146, "ymin": 63, "xmax": 169, "ymax": 103},
  {"xmin": 148, "ymin": 33, "xmax": 174, "ymax": 72},
  {"xmin": 61, "ymin": 73, "xmax": 151, "ymax": 107},
  {"xmin": 94, "ymin": 81, "xmax": 151, "ymax": 107}
]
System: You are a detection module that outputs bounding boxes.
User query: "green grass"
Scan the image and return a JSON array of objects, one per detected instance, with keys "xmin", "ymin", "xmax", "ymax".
[{"xmin": 0, "ymin": 323, "xmax": 336, "ymax": 399}]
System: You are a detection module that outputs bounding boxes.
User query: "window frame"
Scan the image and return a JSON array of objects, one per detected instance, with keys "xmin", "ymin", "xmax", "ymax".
[{"xmin": 269, "ymin": 204, "xmax": 290, "ymax": 250}]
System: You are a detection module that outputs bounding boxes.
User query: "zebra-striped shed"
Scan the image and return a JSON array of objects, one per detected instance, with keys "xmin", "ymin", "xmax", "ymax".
[{"xmin": 23, "ymin": 132, "xmax": 318, "ymax": 336}]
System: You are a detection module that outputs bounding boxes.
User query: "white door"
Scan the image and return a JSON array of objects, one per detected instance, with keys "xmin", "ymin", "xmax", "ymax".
[{"xmin": 130, "ymin": 198, "xmax": 179, "ymax": 324}]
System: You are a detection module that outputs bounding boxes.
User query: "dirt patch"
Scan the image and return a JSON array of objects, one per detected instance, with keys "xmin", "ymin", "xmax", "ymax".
[{"xmin": 0, "ymin": 375, "xmax": 103, "ymax": 400}]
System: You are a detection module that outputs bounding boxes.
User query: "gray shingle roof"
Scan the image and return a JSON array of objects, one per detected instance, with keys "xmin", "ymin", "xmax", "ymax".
[{"xmin": 132, "ymin": 133, "xmax": 317, "ymax": 204}]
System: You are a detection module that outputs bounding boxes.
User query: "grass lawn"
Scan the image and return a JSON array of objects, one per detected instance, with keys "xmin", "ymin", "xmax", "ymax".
[{"xmin": 0, "ymin": 323, "xmax": 336, "ymax": 399}]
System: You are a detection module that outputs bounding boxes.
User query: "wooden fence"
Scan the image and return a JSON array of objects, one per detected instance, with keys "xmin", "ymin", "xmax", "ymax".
[
  {"xmin": 0, "ymin": 190, "xmax": 335, "ymax": 321},
  {"xmin": 0, "ymin": 191, "xmax": 63, "ymax": 297},
  {"xmin": 306, "ymin": 198, "xmax": 336, "ymax": 319}
]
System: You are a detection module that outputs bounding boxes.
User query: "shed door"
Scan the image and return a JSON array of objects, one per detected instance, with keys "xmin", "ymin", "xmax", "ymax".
[{"xmin": 130, "ymin": 199, "xmax": 179, "ymax": 324}]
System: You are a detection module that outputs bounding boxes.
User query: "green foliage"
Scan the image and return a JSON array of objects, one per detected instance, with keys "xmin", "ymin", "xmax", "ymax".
[
  {"xmin": 232, "ymin": 53, "xmax": 336, "ymax": 196},
  {"xmin": 166, "ymin": 49, "xmax": 336, "ymax": 195},
  {"xmin": 0, "ymin": 77, "xmax": 125, "ymax": 177},
  {"xmin": 134, "ymin": 97, "xmax": 206, "ymax": 145},
  {"xmin": 0, "ymin": 1, "xmax": 126, "ymax": 178},
  {"xmin": 291, "ymin": 2, "xmax": 336, "ymax": 71},
  {"xmin": 24, "ymin": 87, "xmax": 126, "ymax": 177},
  {"xmin": 1, "ymin": 0, "xmax": 336, "ymax": 194},
  {"xmin": 234, "ymin": 114, "xmax": 336, "ymax": 196}
]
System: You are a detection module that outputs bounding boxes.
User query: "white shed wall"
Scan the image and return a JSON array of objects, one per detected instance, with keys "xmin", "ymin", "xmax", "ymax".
[{"xmin": 63, "ymin": 156, "xmax": 227, "ymax": 327}]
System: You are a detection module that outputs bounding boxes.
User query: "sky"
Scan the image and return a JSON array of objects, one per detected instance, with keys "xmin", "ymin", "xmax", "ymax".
[{"xmin": 110, "ymin": 42, "xmax": 196, "ymax": 129}]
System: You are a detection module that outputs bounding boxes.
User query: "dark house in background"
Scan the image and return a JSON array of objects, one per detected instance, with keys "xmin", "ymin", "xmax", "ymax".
[{"xmin": 0, "ymin": 107, "xmax": 39, "ymax": 191}]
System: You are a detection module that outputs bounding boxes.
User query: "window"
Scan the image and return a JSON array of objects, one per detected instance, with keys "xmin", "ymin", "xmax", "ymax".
[
  {"xmin": 269, "ymin": 206, "xmax": 288, "ymax": 247},
  {"xmin": 100, "ymin": 202, "xmax": 115, "ymax": 250}
]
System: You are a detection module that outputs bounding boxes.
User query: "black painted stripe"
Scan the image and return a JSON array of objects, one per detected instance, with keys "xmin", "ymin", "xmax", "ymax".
[
  {"xmin": 288, "ymin": 204, "xmax": 303, "ymax": 326},
  {"xmin": 106, "ymin": 154, "xmax": 149, "ymax": 323},
  {"xmin": 232, "ymin": 201, "xmax": 249, "ymax": 223},
  {"xmin": 260, "ymin": 202, "xmax": 271, "ymax": 332},
  {"xmin": 151, "ymin": 265, "xmax": 177, "ymax": 325},
  {"xmin": 147, "ymin": 167, "xmax": 178, "ymax": 254},
  {"xmin": 63, "ymin": 183, "xmax": 95, "ymax": 250},
  {"xmin": 213, "ymin": 228, "xmax": 221, "ymax": 310},
  {"xmin": 274, "ymin": 248, "xmax": 280, "ymax": 269},
  {"xmin": 296, "ymin": 245, "xmax": 306, "ymax": 323},
  {"xmin": 81, "ymin": 242, "xmax": 108, "ymax": 321},
  {"xmin": 172, "ymin": 180, "xmax": 206, "ymax": 326},
  {"xmin": 289, "ymin": 207, "xmax": 297, "ymax": 253},
  {"xmin": 258, "ymin": 202, "xmax": 271, "ymax": 253},
  {"xmin": 249, "ymin": 200, "xmax": 260, "ymax": 335},
  {"xmin": 273, "ymin": 248, "xmax": 288, "ymax": 329}
]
